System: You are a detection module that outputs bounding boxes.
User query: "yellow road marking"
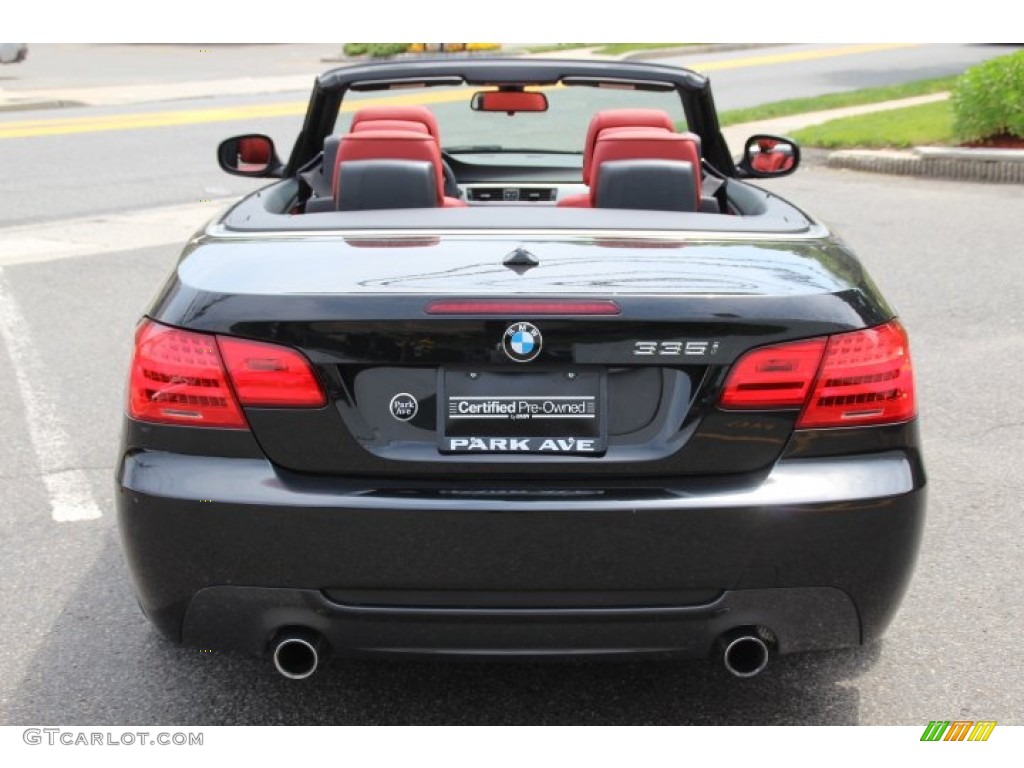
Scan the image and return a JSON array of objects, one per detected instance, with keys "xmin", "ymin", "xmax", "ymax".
[
  {"xmin": 0, "ymin": 44, "xmax": 921, "ymax": 140},
  {"xmin": 0, "ymin": 102, "xmax": 308, "ymax": 137},
  {"xmin": 0, "ymin": 88, "xmax": 485, "ymax": 139}
]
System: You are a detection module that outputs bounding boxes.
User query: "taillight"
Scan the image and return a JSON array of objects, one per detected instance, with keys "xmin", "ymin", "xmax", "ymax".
[
  {"xmin": 128, "ymin": 320, "xmax": 326, "ymax": 428},
  {"xmin": 128, "ymin": 321, "xmax": 246, "ymax": 428},
  {"xmin": 217, "ymin": 337, "xmax": 326, "ymax": 407},
  {"xmin": 798, "ymin": 321, "xmax": 915, "ymax": 428},
  {"xmin": 720, "ymin": 320, "xmax": 916, "ymax": 428},
  {"xmin": 719, "ymin": 338, "xmax": 827, "ymax": 409}
]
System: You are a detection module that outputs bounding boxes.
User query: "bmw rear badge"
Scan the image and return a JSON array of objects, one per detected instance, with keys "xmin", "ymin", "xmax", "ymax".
[
  {"xmin": 389, "ymin": 393, "xmax": 418, "ymax": 421},
  {"xmin": 503, "ymin": 321, "xmax": 542, "ymax": 363}
]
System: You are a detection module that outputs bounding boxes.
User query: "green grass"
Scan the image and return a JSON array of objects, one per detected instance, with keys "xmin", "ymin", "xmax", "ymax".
[
  {"xmin": 524, "ymin": 43, "xmax": 596, "ymax": 54},
  {"xmin": 593, "ymin": 43, "xmax": 694, "ymax": 55},
  {"xmin": 524, "ymin": 43, "xmax": 693, "ymax": 55},
  {"xmin": 717, "ymin": 76, "xmax": 958, "ymax": 127},
  {"xmin": 791, "ymin": 100, "xmax": 955, "ymax": 148}
]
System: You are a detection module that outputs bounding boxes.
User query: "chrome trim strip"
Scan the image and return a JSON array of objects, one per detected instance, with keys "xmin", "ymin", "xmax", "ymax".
[{"xmin": 202, "ymin": 222, "xmax": 832, "ymax": 243}]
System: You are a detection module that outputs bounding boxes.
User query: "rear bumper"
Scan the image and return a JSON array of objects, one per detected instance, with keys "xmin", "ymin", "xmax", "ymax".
[
  {"xmin": 116, "ymin": 449, "xmax": 925, "ymax": 658},
  {"xmin": 183, "ymin": 585, "xmax": 860, "ymax": 658}
]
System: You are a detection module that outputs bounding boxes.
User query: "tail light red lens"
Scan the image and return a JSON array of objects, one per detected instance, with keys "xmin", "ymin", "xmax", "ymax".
[
  {"xmin": 720, "ymin": 320, "xmax": 916, "ymax": 428},
  {"xmin": 798, "ymin": 321, "xmax": 915, "ymax": 428},
  {"xmin": 217, "ymin": 337, "xmax": 326, "ymax": 407},
  {"xmin": 128, "ymin": 321, "xmax": 246, "ymax": 428},
  {"xmin": 719, "ymin": 338, "xmax": 827, "ymax": 409},
  {"xmin": 128, "ymin": 321, "xmax": 326, "ymax": 428}
]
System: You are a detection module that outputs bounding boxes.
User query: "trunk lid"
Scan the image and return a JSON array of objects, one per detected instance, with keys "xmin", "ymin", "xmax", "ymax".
[{"xmin": 152, "ymin": 233, "xmax": 891, "ymax": 479}]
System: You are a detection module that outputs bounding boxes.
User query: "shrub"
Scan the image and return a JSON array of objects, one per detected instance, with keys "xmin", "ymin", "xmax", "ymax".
[
  {"xmin": 343, "ymin": 43, "xmax": 369, "ymax": 57},
  {"xmin": 951, "ymin": 50, "xmax": 1024, "ymax": 141},
  {"xmin": 368, "ymin": 43, "xmax": 410, "ymax": 58}
]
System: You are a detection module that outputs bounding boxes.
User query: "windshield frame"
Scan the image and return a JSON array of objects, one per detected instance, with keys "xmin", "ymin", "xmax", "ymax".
[{"xmin": 283, "ymin": 58, "xmax": 736, "ymax": 178}]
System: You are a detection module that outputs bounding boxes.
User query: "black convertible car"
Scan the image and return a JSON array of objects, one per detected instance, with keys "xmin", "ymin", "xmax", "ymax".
[{"xmin": 116, "ymin": 58, "xmax": 925, "ymax": 680}]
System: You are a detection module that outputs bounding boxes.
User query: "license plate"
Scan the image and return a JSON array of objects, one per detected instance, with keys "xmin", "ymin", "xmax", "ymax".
[{"xmin": 440, "ymin": 370, "xmax": 606, "ymax": 454}]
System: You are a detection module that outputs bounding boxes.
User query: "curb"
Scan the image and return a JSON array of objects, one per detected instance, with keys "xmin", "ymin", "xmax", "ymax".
[
  {"xmin": 827, "ymin": 147, "xmax": 1024, "ymax": 184},
  {"xmin": 0, "ymin": 99, "xmax": 86, "ymax": 113}
]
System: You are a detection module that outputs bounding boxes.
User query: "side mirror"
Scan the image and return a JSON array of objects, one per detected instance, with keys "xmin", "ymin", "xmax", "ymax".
[
  {"xmin": 739, "ymin": 134, "xmax": 800, "ymax": 178},
  {"xmin": 217, "ymin": 134, "xmax": 283, "ymax": 177},
  {"xmin": 471, "ymin": 90, "xmax": 548, "ymax": 114}
]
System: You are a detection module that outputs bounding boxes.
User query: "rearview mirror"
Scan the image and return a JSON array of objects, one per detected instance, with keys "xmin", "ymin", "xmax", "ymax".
[
  {"xmin": 739, "ymin": 134, "xmax": 800, "ymax": 178},
  {"xmin": 217, "ymin": 134, "xmax": 283, "ymax": 177},
  {"xmin": 471, "ymin": 90, "xmax": 548, "ymax": 114}
]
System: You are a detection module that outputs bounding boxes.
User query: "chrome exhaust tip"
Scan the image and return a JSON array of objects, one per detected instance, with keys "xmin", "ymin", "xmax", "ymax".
[
  {"xmin": 719, "ymin": 630, "xmax": 770, "ymax": 678},
  {"xmin": 272, "ymin": 630, "xmax": 326, "ymax": 680}
]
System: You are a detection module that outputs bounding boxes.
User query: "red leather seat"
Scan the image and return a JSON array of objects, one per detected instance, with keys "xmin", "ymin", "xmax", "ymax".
[
  {"xmin": 752, "ymin": 152, "xmax": 789, "ymax": 172},
  {"xmin": 348, "ymin": 106, "xmax": 464, "ymax": 205},
  {"xmin": 350, "ymin": 105, "xmax": 441, "ymax": 143},
  {"xmin": 573, "ymin": 128, "xmax": 703, "ymax": 210},
  {"xmin": 580, "ymin": 109, "xmax": 676, "ymax": 186},
  {"xmin": 558, "ymin": 109, "xmax": 676, "ymax": 207},
  {"xmin": 334, "ymin": 130, "xmax": 466, "ymax": 208},
  {"xmin": 308, "ymin": 106, "xmax": 456, "ymax": 212},
  {"xmin": 750, "ymin": 139, "xmax": 792, "ymax": 173}
]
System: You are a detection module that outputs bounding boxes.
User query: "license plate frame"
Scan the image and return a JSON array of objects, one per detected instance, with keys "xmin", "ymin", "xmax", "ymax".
[{"xmin": 439, "ymin": 369, "xmax": 606, "ymax": 455}]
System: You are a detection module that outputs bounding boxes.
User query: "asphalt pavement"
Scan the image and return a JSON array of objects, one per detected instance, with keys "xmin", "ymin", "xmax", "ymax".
[
  {"xmin": 0, "ymin": 43, "xmax": 344, "ymax": 91},
  {"xmin": 1, "ymin": 166, "xmax": 1021, "ymax": 724}
]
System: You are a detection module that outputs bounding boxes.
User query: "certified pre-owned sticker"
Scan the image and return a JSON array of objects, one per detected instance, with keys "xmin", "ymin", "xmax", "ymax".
[
  {"xmin": 502, "ymin": 322, "xmax": 542, "ymax": 363},
  {"xmin": 389, "ymin": 393, "xmax": 418, "ymax": 421},
  {"xmin": 448, "ymin": 395, "xmax": 596, "ymax": 420}
]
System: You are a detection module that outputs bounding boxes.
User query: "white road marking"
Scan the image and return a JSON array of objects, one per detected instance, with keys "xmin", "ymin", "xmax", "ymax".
[
  {"xmin": 0, "ymin": 198, "xmax": 234, "ymax": 267},
  {"xmin": 0, "ymin": 267, "xmax": 103, "ymax": 521},
  {"xmin": 0, "ymin": 199, "xmax": 237, "ymax": 519}
]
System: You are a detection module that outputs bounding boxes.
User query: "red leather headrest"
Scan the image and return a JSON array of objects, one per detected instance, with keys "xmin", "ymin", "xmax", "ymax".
[
  {"xmin": 582, "ymin": 109, "xmax": 675, "ymax": 184},
  {"xmin": 590, "ymin": 128, "xmax": 703, "ymax": 205},
  {"xmin": 335, "ymin": 130, "xmax": 445, "ymax": 201},
  {"xmin": 351, "ymin": 106, "xmax": 441, "ymax": 142},
  {"xmin": 752, "ymin": 153, "xmax": 788, "ymax": 172},
  {"xmin": 352, "ymin": 119, "xmax": 430, "ymax": 135}
]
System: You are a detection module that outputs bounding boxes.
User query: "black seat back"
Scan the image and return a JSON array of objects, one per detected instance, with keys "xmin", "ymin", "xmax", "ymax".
[
  {"xmin": 335, "ymin": 159, "xmax": 438, "ymax": 211},
  {"xmin": 595, "ymin": 159, "xmax": 698, "ymax": 212}
]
